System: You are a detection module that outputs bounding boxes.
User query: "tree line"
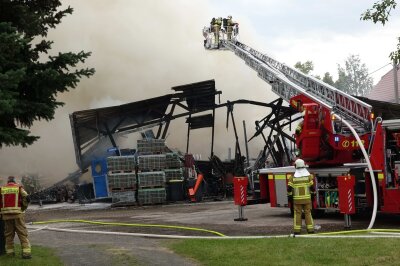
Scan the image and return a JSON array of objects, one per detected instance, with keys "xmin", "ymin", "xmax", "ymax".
[{"xmin": 294, "ymin": 55, "xmax": 374, "ymax": 97}]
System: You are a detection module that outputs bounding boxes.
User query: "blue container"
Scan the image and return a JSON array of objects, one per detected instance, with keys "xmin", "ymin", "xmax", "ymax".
[
  {"xmin": 93, "ymin": 174, "xmax": 109, "ymax": 198},
  {"xmin": 91, "ymin": 158, "xmax": 108, "ymax": 176}
]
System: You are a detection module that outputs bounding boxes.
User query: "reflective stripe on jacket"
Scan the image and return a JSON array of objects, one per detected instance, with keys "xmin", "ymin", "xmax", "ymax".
[
  {"xmin": 1, "ymin": 183, "xmax": 23, "ymax": 214},
  {"xmin": 287, "ymin": 175, "xmax": 313, "ymax": 203}
]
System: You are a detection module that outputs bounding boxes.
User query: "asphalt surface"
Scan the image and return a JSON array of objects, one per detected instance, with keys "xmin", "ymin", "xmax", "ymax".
[{"xmin": 20, "ymin": 200, "xmax": 400, "ymax": 265}]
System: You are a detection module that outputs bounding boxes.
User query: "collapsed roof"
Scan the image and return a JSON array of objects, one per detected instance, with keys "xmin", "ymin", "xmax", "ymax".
[
  {"xmin": 70, "ymin": 79, "xmax": 297, "ymax": 171},
  {"xmin": 70, "ymin": 80, "xmax": 220, "ymax": 170}
]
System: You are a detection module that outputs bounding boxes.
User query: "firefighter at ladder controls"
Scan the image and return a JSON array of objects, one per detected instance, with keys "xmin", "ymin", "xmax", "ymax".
[
  {"xmin": 287, "ymin": 159, "xmax": 315, "ymax": 235},
  {"xmin": 0, "ymin": 176, "xmax": 31, "ymax": 259}
]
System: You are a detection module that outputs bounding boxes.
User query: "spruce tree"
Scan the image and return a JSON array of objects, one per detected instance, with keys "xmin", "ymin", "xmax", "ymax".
[{"xmin": 0, "ymin": 0, "xmax": 94, "ymax": 147}]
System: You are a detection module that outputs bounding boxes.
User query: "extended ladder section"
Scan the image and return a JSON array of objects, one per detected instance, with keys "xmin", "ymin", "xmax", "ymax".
[{"xmin": 222, "ymin": 40, "xmax": 372, "ymax": 131}]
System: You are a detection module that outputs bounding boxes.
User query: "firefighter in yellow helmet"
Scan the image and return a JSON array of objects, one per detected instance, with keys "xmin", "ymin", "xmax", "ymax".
[
  {"xmin": 0, "ymin": 176, "xmax": 31, "ymax": 259},
  {"xmin": 213, "ymin": 17, "xmax": 222, "ymax": 47},
  {"xmin": 287, "ymin": 159, "xmax": 315, "ymax": 235}
]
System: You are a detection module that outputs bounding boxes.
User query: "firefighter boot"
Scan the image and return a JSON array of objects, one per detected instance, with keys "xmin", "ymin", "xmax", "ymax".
[{"xmin": 22, "ymin": 253, "xmax": 32, "ymax": 259}]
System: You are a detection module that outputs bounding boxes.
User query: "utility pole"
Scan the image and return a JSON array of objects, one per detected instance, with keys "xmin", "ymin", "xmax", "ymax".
[{"xmin": 394, "ymin": 60, "xmax": 399, "ymax": 104}]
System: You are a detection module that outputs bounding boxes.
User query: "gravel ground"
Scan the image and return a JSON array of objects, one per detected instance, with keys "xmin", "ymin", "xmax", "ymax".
[
  {"xmin": 29, "ymin": 230, "xmax": 197, "ymax": 266},
  {"xmin": 21, "ymin": 200, "xmax": 400, "ymax": 265}
]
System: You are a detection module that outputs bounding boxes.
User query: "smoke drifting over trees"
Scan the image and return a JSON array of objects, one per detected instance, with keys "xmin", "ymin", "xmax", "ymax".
[{"xmin": 0, "ymin": 0, "xmax": 277, "ymax": 184}]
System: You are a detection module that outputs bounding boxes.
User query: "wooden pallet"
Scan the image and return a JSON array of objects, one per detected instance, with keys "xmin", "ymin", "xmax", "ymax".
[
  {"xmin": 138, "ymin": 168, "xmax": 164, "ymax": 172},
  {"xmin": 138, "ymin": 185, "xmax": 165, "ymax": 189},
  {"xmin": 108, "ymin": 170, "xmax": 135, "ymax": 174},
  {"xmin": 110, "ymin": 186, "xmax": 136, "ymax": 192}
]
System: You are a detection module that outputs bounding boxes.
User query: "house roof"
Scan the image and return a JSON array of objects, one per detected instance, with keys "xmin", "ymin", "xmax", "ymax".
[{"xmin": 367, "ymin": 66, "xmax": 400, "ymax": 103}]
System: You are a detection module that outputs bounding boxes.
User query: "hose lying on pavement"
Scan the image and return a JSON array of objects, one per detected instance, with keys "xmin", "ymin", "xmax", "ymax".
[
  {"xmin": 30, "ymin": 219, "xmax": 226, "ymax": 237},
  {"xmin": 29, "ymin": 220, "xmax": 400, "ymax": 239},
  {"xmin": 27, "ymin": 226, "xmax": 400, "ymax": 239}
]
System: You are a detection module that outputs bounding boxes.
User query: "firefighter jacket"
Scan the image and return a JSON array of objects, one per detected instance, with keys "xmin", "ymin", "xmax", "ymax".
[
  {"xmin": 287, "ymin": 174, "xmax": 314, "ymax": 204},
  {"xmin": 227, "ymin": 18, "xmax": 237, "ymax": 28},
  {"xmin": 214, "ymin": 18, "xmax": 222, "ymax": 27},
  {"xmin": 0, "ymin": 182, "xmax": 29, "ymax": 215}
]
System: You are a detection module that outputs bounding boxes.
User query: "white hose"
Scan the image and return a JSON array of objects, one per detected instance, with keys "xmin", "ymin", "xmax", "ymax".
[
  {"xmin": 370, "ymin": 231, "xmax": 400, "ymax": 236},
  {"xmin": 29, "ymin": 226, "xmax": 288, "ymax": 239},
  {"xmin": 295, "ymin": 234, "xmax": 400, "ymax": 238},
  {"xmin": 27, "ymin": 226, "xmax": 400, "ymax": 239},
  {"xmin": 28, "ymin": 225, "xmax": 48, "ymax": 233},
  {"xmin": 335, "ymin": 115, "xmax": 377, "ymax": 229}
]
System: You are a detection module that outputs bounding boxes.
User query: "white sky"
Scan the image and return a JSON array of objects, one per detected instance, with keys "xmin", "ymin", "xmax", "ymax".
[
  {"xmin": 209, "ymin": 0, "xmax": 400, "ymax": 83},
  {"xmin": 1, "ymin": 0, "xmax": 399, "ymax": 182}
]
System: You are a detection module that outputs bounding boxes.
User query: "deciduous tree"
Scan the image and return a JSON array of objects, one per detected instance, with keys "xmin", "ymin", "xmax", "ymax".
[
  {"xmin": 362, "ymin": 0, "xmax": 400, "ymax": 64},
  {"xmin": 322, "ymin": 72, "xmax": 335, "ymax": 86},
  {"xmin": 294, "ymin": 61, "xmax": 314, "ymax": 75},
  {"xmin": 334, "ymin": 55, "xmax": 373, "ymax": 96}
]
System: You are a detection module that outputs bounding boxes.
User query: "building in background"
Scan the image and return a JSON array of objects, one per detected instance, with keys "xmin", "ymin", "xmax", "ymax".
[{"xmin": 368, "ymin": 67, "xmax": 400, "ymax": 103}]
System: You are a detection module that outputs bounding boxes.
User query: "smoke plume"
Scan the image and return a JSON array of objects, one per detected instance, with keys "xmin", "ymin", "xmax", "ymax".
[{"xmin": 0, "ymin": 0, "xmax": 278, "ymax": 185}]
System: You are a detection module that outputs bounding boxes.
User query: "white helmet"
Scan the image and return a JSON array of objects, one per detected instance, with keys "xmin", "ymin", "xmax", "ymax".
[{"xmin": 295, "ymin": 159, "xmax": 307, "ymax": 169}]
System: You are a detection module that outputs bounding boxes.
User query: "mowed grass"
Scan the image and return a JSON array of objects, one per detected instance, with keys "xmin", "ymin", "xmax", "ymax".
[
  {"xmin": 0, "ymin": 245, "xmax": 62, "ymax": 266},
  {"xmin": 170, "ymin": 238, "xmax": 399, "ymax": 266}
]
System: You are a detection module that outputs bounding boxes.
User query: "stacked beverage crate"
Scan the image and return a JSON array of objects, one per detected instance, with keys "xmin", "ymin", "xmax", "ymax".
[
  {"xmin": 137, "ymin": 139, "xmax": 167, "ymax": 205},
  {"xmin": 165, "ymin": 152, "xmax": 184, "ymax": 202},
  {"xmin": 137, "ymin": 139, "xmax": 166, "ymax": 154},
  {"xmin": 106, "ymin": 156, "xmax": 136, "ymax": 206},
  {"xmin": 164, "ymin": 153, "xmax": 183, "ymax": 181}
]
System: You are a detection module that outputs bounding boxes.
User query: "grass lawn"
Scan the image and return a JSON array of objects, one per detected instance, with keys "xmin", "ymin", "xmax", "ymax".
[
  {"xmin": 0, "ymin": 245, "xmax": 63, "ymax": 266},
  {"xmin": 170, "ymin": 237, "xmax": 399, "ymax": 266}
]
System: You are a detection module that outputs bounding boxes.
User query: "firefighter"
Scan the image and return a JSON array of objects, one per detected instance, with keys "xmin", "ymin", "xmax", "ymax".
[
  {"xmin": 213, "ymin": 17, "xmax": 222, "ymax": 47},
  {"xmin": 287, "ymin": 159, "xmax": 315, "ymax": 235},
  {"xmin": 226, "ymin": 15, "xmax": 235, "ymax": 41},
  {"xmin": 0, "ymin": 176, "xmax": 31, "ymax": 259},
  {"xmin": 210, "ymin": 17, "xmax": 215, "ymax": 30}
]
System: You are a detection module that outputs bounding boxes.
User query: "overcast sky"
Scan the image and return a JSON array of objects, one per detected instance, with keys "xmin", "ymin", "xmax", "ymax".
[
  {"xmin": 209, "ymin": 0, "xmax": 400, "ymax": 82},
  {"xmin": 1, "ymin": 0, "xmax": 399, "ymax": 182}
]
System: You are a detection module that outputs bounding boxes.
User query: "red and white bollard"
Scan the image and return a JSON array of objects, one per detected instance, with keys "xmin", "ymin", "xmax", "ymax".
[{"xmin": 233, "ymin": 176, "xmax": 248, "ymax": 221}]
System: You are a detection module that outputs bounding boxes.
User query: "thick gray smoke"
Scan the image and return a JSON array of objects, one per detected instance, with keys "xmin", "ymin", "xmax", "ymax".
[{"xmin": 0, "ymin": 0, "xmax": 278, "ymax": 184}]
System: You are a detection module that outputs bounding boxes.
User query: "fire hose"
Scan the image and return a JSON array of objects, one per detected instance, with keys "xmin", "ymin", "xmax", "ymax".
[
  {"xmin": 27, "ymin": 220, "xmax": 400, "ymax": 239},
  {"xmin": 30, "ymin": 219, "xmax": 226, "ymax": 237},
  {"xmin": 334, "ymin": 114, "xmax": 377, "ymax": 230}
]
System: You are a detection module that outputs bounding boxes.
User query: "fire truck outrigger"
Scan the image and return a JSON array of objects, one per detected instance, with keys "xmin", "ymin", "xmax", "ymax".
[{"xmin": 203, "ymin": 19, "xmax": 400, "ymax": 228}]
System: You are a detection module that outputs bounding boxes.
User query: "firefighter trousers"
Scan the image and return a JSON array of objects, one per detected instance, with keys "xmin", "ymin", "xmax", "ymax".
[
  {"xmin": 293, "ymin": 201, "xmax": 314, "ymax": 233},
  {"xmin": 213, "ymin": 25, "xmax": 220, "ymax": 44},
  {"xmin": 4, "ymin": 216, "xmax": 31, "ymax": 255}
]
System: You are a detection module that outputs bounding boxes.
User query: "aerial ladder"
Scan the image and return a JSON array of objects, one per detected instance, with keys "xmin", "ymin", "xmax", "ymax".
[
  {"xmin": 203, "ymin": 23, "xmax": 373, "ymax": 166},
  {"xmin": 202, "ymin": 21, "xmax": 395, "ymax": 228}
]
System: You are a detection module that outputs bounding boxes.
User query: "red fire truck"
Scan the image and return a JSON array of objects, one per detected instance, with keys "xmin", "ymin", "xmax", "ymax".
[{"xmin": 203, "ymin": 21, "xmax": 400, "ymax": 227}]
